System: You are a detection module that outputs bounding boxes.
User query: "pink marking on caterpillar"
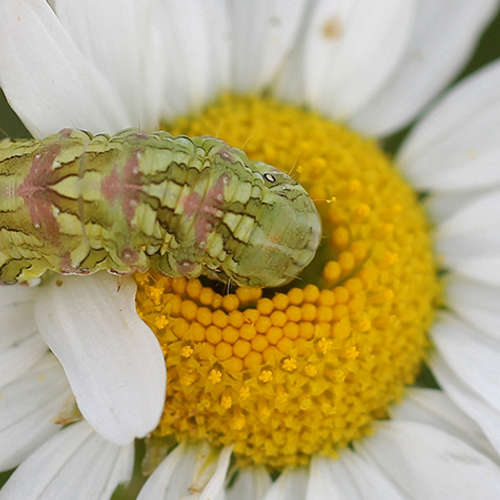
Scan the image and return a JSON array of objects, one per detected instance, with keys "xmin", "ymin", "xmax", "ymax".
[{"xmin": 17, "ymin": 143, "xmax": 62, "ymax": 244}]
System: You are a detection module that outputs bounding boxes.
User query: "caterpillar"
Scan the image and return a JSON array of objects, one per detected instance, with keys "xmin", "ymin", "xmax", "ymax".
[{"xmin": 0, "ymin": 128, "xmax": 321, "ymax": 287}]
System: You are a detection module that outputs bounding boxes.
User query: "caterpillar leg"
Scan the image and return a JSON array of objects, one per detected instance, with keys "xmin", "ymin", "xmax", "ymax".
[{"xmin": 157, "ymin": 252, "xmax": 203, "ymax": 280}]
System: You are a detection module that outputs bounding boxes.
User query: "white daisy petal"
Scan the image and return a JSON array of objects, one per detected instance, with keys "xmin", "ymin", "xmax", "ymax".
[
  {"xmin": 263, "ymin": 468, "xmax": 308, "ymax": 500},
  {"xmin": 307, "ymin": 453, "xmax": 406, "ymax": 500},
  {"xmin": 34, "ymin": 273, "xmax": 166, "ymax": 445},
  {"xmin": 445, "ymin": 256, "xmax": 500, "ymax": 287},
  {"xmin": 340, "ymin": 450, "xmax": 407, "ymax": 500},
  {"xmin": 229, "ymin": 0, "xmax": 308, "ymax": 93},
  {"xmin": 407, "ymin": 148, "xmax": 500, "ymax": 194},
  {"xmin": 390, "ymin": 388, "xmax": 499, "ymax": 463},
  {"xmin": 0, "ymin": 285, "xmax": 46, "ymax": 388},
  {"xmin": 150, "ymin": 1, "xmax": 231, "ymax": 121},
  {"xmin": 398, "ymin": 58, "xmax": 500, "ymax": 192},
  {"xmin": 356, "ymin": 421, "xmax": 500, "ymax": 499},
  {"xmin": 0, "ymin": 282, "xmax": 38, "ymax": 305},
  {"xmin": 0, "ymin": 0, "xmax": 130, "ymax": 137},
  {"xmin": 445, "ymin": 276, "xmax": 500, "ymax": 340},
  {"xmin": 431, "ymin": 356, "xmax": 500, "ymax": 457},
  {"xmin": 137, "ymin": 442, "xmax": 232, "ymax": 500},
  {"xmin": 436, "ymin": 189, "xmax": 500, "ymax": 258},
  {"xmin": 227, "ymin": 466, "xmax": 272, "ymax": 500},
  {"xmin": 307, "ymin": 455, "xmax": 352, "ymax": 500},
  {"xmin": 199, "ymin": 446, "xmax": 233, "ymax": 500},
  {"xmin": 431, "ymin": 312, "xmax": 500, "ymax": 417},
  {"xmin": 0, "ymin": 420, "xmax": 134, "ymax": 500},
  {"xmin": 53, "ymin": 0, "xmax": 161, "ymax": 131},
  {"xmin": 424, "ymin": 190, "xmax": 488, "ymax": 225},
  {"xmin": 136, "ymin": 442, "xmax": 187, "ymax": 500},
  {"xmin": 0, "ymin": 353, "xmax": 70, "ymax": 472},
  {"xmin": 351, "ymin": 0, "xmax": 499, "ymax": 136},
  {"xmin": 276, "ymin": 0, "xmax": 415, "ymax": 120}
]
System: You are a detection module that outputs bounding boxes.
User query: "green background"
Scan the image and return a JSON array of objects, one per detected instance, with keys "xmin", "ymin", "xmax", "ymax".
[{"xmin": 0, "ymin": 8, "xmax": 500, "ymax": 499}]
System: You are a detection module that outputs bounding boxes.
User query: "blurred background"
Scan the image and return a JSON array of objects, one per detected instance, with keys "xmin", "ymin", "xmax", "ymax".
[{"xmin": 0, "ymin": 7, "xmax": 499, "ymax": 500}]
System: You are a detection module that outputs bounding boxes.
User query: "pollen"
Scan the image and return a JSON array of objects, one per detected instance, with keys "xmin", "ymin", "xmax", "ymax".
[{"xmin": 136, "ymin": 95, "xmax": 439, "ymax": 470}]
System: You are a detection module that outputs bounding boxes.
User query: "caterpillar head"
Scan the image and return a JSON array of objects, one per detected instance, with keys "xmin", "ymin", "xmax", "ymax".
[
  {"xmin": 203, "ymin": 145, "xmax": 322, "ymax": 288},
  {"xmin": 223, "ymin": 160, "xmax": 321, "ymax": 287}
]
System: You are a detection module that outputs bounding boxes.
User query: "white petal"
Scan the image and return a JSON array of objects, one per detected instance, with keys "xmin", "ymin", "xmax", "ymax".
[
  {"xmin": 136, "ymin": 443, "xmax": 187, "ymax": 500},
  {"xmin": 276, "ymin": 0, "xmax": 415, "ymax": 120},
  {"xmin": 137, "ymin": 442, "xmax": 232, "ymax": 500},
  {"xmin": 263, "ymin": 468, "xmax": 308, "ymax": 500},
  {"xmin": 54, "ymin": 0, "xmax": 162, "ymax": 131},
  {"xmin": 0, "ymin": 282, "xmax": 38, "ymax": 306},
  {"xmin": 200, "ymin": 446, "xmax": 233, "ymax": 500},
  {"xmin": 341, "ymin": 450, "xmax": 408, "ymax": 500},
  {"xmin": 431, "ymin": 355, "xmax": 500, "ymax": 458},
  {"xmin": 0, "ymin": 0, "xmax": 130, "ymax": 137},
  {"xmin": 351, "ymin": 0, "xmax": 499, "ymax": 136},
  {"xmin": 0, "ymin": 420, "xmax": 134, "ymax": 500},
  {"xmin": 307, "ymin": 455, "xmax": 357, "ymax": 500},
  {"xmin": 227, "ymin": 466, "xmax": 272, "ymax": 500},
  {"xmin": 407, "ymin": 148, "xmax": 500, "ymax": 194},
  {"xmin": 431, "ymin": 313, "xmax": 500, "ymax": 417},
  {"xmin": 424, "ymin": 190, "xmax": 489, "ymax": 225},
  {"xmin": 436, "ymin": 189, "xmax": 500, "ymax": 258},
  {"xmin": 390, "ymin": 388, "xmax": 499, "ymax": 464},
  {"xmin": 229, "ymin": 0, "xmax": 308, "ymax": 93},
  {"xmin": 446, "ymin": 256, "xmax": 500, "ymax": 287},
  {"xmin": 149, "ymin": 1, "xmax": 231, "ymax": 121},
  {"xmin": 356, "ymin": 421, "xmax": 500, "ymax": 499},
  {"xmin": 0, "ymin": 285, "xmax": 46, "ymax": 388},
  {"xmin": 445, "ymin": 275, "xmax": 500, "ymax": 341},
  {"xmin": 432, "ymin": 189, "xmax": 500, "ymax": 286},
  {"xmin": 307, "ymin": 452, "xmax": 406, "ymax": 500},
  {"xmin": 34, "ymin": 273, "xmax": 166, "ymax": 445},
  {"xmin": 0, "ymin": 353, "xmax": 70, "ymax": 471},
  {"xmin": 398, "ymin": 58, "xmax": 500, "ymax": 193}
]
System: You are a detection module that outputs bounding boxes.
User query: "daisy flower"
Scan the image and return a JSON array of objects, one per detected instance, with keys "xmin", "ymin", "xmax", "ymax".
[{"xmin": 1, "ymin": 1, "xmax": 500, "ymax": 499}]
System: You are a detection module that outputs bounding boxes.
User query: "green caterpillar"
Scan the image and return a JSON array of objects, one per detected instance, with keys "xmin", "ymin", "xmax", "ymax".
[{"xmin": 0, "ymin": 128, "xmax": 321, "ymax": 287}]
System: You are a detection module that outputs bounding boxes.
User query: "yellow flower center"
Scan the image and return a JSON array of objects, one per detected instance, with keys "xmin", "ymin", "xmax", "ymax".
[{"xmin": 135, "ymin": 95, "xmax": 439, "ymax": 470}]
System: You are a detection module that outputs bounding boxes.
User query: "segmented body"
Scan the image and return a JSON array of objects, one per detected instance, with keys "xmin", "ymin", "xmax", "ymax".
[{"xmin": 0, "ymin": 128, "xmax": 321, "ymax": 287}]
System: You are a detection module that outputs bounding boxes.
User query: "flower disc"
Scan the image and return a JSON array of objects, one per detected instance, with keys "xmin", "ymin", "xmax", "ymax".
[{"xmin": 135, "ymin": 95, "xmax": 440, "ymax": 470}]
